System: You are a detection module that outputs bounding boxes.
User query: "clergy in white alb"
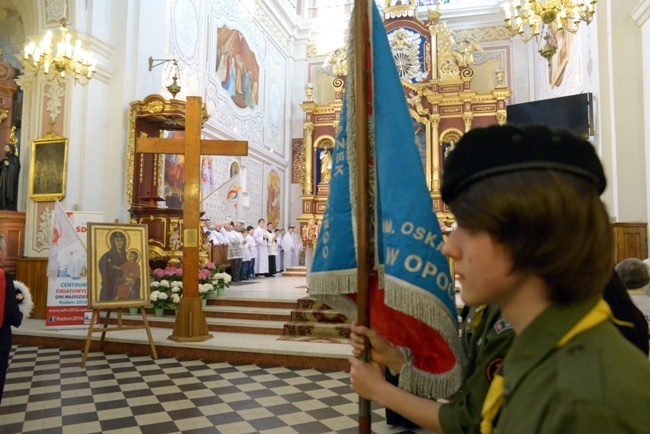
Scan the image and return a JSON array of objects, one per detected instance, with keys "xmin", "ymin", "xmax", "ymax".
[
  {"xmin": 282, "ymin": 227, "xmax": 295, "ymax": 268},
  {"xmin": 254, "ymin": 219, "xmax": 269, "ymax": 275}
]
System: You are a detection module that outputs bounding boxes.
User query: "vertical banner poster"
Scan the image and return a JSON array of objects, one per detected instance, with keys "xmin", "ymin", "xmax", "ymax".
[{"xmin": 46, "ymin": 201, "xmax": 104, "ymax": 327}]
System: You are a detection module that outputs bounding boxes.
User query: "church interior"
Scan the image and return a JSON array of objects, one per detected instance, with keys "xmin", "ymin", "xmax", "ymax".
[{"xmin": 1, "ymin": 0, "xmax": 650, "ymax": 432}]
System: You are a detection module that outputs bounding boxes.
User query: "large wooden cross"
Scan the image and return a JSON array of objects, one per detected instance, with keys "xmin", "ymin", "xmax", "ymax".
[{"xmin": 136, "ymin": 96, "xmax": 248, "ymax": 342}]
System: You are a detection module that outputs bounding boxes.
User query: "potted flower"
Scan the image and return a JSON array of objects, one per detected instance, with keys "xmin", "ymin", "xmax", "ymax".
[
  {"xmin": 149, "ymin": 286, "xmax": 169, "ymax": 317},
  {"xmin": 198, "ymin": 282, "xmax": 215, "ymax": 307},
  {"xmin": 149, "ymin": 262, "xmax": 229, "ymax": 311},
  {"xmin": 212, "ymin": 271, "xmax": 231, "ymax": 296}
]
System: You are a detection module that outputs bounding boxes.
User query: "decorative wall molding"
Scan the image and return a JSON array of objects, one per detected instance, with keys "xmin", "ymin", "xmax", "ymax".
[
  {"xmin": 453, "ymin": 26, "xmax": 511, "ymax": 44},
  {"xmin": 632, "ymin": 0, "xmax": 650, "ymax": 27},
  {"xmin": 254, "ymin": 2, "xmax": 289, "ymax": 51},
  {"xmin": 45, "ymin": 0, "xmax": 66, "ymax": 24},
  {"xmin": 45, "ymin": 84, "xmax": 65, "ymax": 124}
]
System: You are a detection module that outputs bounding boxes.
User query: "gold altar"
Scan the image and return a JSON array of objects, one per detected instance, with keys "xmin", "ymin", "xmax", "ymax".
[{"xmin": 298, "ymin": 2, "xmax": 511, "ymax": 232}]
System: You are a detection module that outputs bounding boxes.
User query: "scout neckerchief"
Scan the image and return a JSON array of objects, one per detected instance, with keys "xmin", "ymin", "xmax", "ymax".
[
  {"xmin": 479, "ymin": 299, "xmax": 632, "ymax": 434},
  {"xmin": 0, "ymin": 269, "xmax": 5, "ymax": 325},
  {"xmin": 470, "ymin": 305, "xmax": 487, "ymax": 334}
]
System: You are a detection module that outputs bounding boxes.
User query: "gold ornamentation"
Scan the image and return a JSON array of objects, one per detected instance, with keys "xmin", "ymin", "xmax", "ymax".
[
  {"xmin": 126, "ymin": 108, "xmax": 136, "ymax": 203},
  {"xmin": 496, "ymin": 68, "xmax": 506, "ymax": 87},
  {"xmin": 28, "ymin": 132, "xmax": 68, "ymax": 202},
  {"xmin": 502, "ymin": 0, "xmax": 597, "ymax": 62},
  {"xmin": 463, "ymin": 112, "xmax": 474, "ymax": 132},
  {"xmin": 383, "ymin": 0, "xmax": 417, "ymax": 20},
  {"xmin": 146, "ymin": 100, "xmax": 164, "ymax": 113},
  {"xmin": 408, "ymin": 90, "xmax": 429, "ymax": 117},
  {"xmin": 22, "ymin": 21, "xmax": 96, "ymax": 86},
  {"xmin": 496, "ymin": 110, "xmax": 507, "ymax": 126},
  {"xmin": 303, "ymin": 123, "xmax": 315, "ymax": 195},
  {"xmin": 432, "ymin": 22, "xmax": 460, "ymax": 81},
  {"xmin": 323, "ymin": 48, "xmax": 348, "ymax": 77},
  {"xmin": 453, "ymin": 38, "xmax": 485, "ymax": 67}
]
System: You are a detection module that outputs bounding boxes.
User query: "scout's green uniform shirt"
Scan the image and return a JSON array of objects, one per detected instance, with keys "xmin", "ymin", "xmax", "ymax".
[
  {"xmin": 495, "ymin": 298, "xmax": 650, "ymax": 433},
  {"xmin": 438, "ymin": 305, "xmax": 514, "ymax": 434}
]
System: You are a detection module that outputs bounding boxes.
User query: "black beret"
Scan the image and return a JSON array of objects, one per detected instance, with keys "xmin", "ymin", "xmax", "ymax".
[{"xmin": 441, "ymin": 124, "xmax": 606, "ymax": 204}]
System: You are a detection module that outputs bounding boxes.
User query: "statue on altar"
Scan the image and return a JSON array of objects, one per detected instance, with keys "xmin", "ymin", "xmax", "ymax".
[
  {"xmin": 319, "ymin": 148, "xmax": 332, "ymax": 184},
  {"xmin": 0, "ymin": 142, "xmax": 20, "ymax": 210}
]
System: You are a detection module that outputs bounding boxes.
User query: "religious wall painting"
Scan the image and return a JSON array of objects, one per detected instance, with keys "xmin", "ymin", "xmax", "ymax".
[
  {"xmin": 28, "ymin": 132, "xmax": 67, "ymax": 202},
  {"xmin": 161, "ymin": 130, "xmax": 185, "ymax": 208},
  {"xmin": 264, "ymin": 166, "xmax": 282, "ymax": 227},
  {"xmin": 547, "ymin": 23, "xmax": 572, "ymax": 88},
  {"xmin": 216, "ymin": 25, "xmax": 259, "ymax": 109},
  {"xmin": 200, "ymin": 156, "xmax": 216, "ymax": 199},
  {"xmin": 230, "ymin": 161, "xmax": 239, "ymax": 178},
  {"xmin": 87, "ymin": 223, "xmax": 150, "ymax": 309}
]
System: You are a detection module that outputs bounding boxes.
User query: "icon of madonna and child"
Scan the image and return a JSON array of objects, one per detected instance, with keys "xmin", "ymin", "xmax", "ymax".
[{"xmin": 98, "ymin": 231, "xmax": 142, "ymax": 301}]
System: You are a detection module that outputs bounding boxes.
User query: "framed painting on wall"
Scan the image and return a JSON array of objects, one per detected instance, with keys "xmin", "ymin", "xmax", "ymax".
[
  {"xmin": 28, "ymin": 132, "xmax": 68, "ymax": 202},
  {"xmin": 263, "ymin": 166, "xmax": 282, "ymax": 227},
  {"xmin": 87, "ymin": 223, "xmax": 150, "ymax": 309}
]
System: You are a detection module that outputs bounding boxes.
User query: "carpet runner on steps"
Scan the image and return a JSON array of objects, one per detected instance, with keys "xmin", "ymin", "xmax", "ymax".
[{"xmin": 282, "ymin": 296, "xmax": 351, "ymax": 341}]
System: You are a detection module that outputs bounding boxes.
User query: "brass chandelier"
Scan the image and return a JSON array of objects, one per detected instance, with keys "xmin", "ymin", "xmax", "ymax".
[
  {"xmin": 502, "ymin": 0, "xmax": 597, "ymax": 63},
  {"xmin": 23, "ymin": 21, "xmax": 97, "ymax": 86}
]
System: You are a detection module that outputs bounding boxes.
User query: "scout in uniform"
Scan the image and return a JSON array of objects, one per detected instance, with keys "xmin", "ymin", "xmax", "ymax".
[
  {"xmin": 350, "ymin": 303, "xmax": 514, "ymax": 433},
  {"xmin": 350, "ymin": 124, "xmax": 650, "ymax": 433},
  {"xmin": 441, "ymin": 124, "xmax": 650, "ymax": 433}
]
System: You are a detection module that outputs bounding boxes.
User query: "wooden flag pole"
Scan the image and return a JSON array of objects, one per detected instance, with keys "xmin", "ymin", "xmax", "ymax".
[{"xmin": 354, "ymin": 1, "xmax": 372, "ymax": 433}]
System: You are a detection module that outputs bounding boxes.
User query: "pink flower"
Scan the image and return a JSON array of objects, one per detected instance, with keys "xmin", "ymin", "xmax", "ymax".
[
  {"xmin": 203, "ymin": 262, "xmax": 217, "ymax": 270},
  {"xmin": 153, "ymin": 268, "xmax": 165, "ymax": 278}
]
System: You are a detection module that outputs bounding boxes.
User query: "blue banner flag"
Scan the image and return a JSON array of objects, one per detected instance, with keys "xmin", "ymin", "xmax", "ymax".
[{"xmin": 309, "ymin": 2, "xmax": 464, "ymax": 398}]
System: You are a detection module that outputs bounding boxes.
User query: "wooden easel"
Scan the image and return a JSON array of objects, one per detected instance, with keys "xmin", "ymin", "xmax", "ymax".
[{"xmin": 81, "ymin": 306, "xmax": 158, "ymax": 368}]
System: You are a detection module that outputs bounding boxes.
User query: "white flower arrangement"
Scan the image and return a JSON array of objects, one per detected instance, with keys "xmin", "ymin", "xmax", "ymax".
[
  {"xmin": 14, "ymin": 280, "xmax": 34, "ymax": 318},
  {"xmin": 213, "ymin": 272, "xmax": 232, "ymax": 284},
  {"xmin": 198, "ymin": 283, "xmax": 215, "ymax": 299},
  {"xmin": 150, "ymin": 290, "xmax": 169, "ymax": 309}
]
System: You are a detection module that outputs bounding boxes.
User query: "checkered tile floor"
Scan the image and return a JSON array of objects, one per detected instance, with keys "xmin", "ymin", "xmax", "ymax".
[{"xmin": 1, "ymin": 346, "xmax": 426, "ymax": 433}]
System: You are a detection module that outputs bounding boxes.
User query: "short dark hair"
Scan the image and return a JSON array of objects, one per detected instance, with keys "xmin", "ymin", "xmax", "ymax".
[
  {"xmin": 615, "ymin": 258, "xmax": 650, "ymax": 291},
  {"xmin": 449, "ymin": 170, "xmax": 613, "ymax": 304},
  {"xmin": 247, "ymin": 226, "xmax": 254, "ymax": 231}
]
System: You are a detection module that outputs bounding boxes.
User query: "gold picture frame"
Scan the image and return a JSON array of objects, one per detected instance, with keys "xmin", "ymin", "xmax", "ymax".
[
  {"xmin": 87, "ymin": 222, "xmax": 150, "ymax": 309},
  {"xmin": 28, "ymin": 131, "xmax": 68, "ymax": 201}
]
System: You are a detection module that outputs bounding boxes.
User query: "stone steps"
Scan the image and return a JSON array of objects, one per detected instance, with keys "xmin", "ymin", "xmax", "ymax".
[
  {"xmin": 282, "ymin": 265, "xmax": 307, "ymax": 277},
  {"xmin": 110, "ymin": 298, "xmax": 293, "ymax": 335},
  {"xmin": 104, "ymin": 295, "xmax": 352, "ymax": 339}
]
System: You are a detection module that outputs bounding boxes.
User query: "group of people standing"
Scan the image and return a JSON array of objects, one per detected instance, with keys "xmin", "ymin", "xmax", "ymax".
[{"xmin": 202, "ymin": 218, "xmax": 303, "ymax": 281}]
